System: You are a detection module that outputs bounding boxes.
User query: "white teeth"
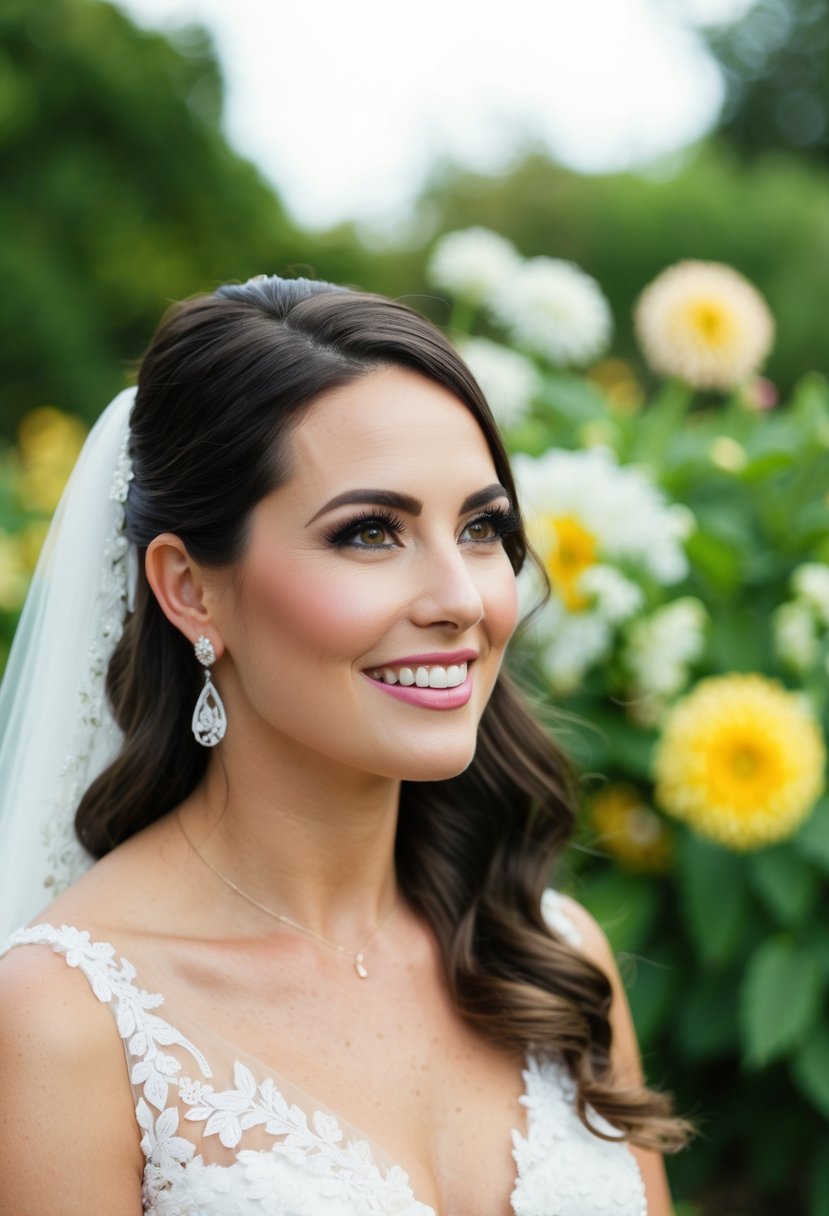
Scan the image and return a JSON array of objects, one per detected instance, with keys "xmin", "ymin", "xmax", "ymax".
[{"xmin": 370, "ymin": 661, "xmax": 470, "ymax": 688}]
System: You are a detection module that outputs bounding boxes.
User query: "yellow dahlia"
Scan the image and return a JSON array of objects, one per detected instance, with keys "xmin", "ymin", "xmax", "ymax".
[
  {"xmin": 15, "ymin": 406, "xmax": 87, "ymax": 513},
  {"xmin": 590, "ymin": 785, "xmax": 673, "ymax": 872},
  {"xmin": 654, "ymin": 674, "xmax": 826, "ymax": 850},
  {"xmin": 635, "ymin": 261, "xmax": 774, "ymax": 391}
]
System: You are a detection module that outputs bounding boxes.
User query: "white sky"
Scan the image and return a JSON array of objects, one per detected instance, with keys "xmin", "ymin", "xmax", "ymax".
[{"xmin": 113, "ymin": 0, "xmax": 754, "ymax": 231}]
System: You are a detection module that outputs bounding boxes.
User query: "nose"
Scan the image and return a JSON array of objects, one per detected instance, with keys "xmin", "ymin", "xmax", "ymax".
[{"xmin": 407, "ymin": 542, "xmax": 485, "ymax": 632}]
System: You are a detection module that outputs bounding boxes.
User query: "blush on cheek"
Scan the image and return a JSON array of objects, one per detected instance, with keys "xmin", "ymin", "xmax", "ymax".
[{"xmin": 242, "ymin": 563, "xmax": 397, "ymax": 663}]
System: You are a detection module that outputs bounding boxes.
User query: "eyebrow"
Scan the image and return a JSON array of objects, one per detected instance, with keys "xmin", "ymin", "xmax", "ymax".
[{"xmin": 306, "ymin": 483, "xmax": 511, "ymax": 526}]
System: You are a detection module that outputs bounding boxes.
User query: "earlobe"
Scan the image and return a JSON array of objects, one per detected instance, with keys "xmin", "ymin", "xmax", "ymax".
[{"xmin": 144, "ymin": 533, "xmax": 224, "ymax": 656}]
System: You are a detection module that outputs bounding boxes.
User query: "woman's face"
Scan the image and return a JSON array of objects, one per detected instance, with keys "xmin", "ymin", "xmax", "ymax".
[{"xmin": 210, "ymin": 365, "xmax": 519, "ymax": 783}]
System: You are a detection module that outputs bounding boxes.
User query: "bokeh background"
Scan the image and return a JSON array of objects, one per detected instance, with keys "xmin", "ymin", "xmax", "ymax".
[{"xmin": 1, "ymin": 1, "xmax": 828, "ymax": 1211}]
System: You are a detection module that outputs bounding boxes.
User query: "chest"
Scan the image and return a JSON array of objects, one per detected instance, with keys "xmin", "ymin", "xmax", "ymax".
[{"xmin": 169, "ymin": 934, "xmax": 524, "ymax": 1215}]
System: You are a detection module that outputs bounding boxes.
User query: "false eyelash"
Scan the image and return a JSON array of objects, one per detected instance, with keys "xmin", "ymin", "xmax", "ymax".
[
  {"xmin": 324, "ymin": 509, "xmax": 406, "ymax": 547},
  {"xmin": 465, "ymin": 504, "xmax": 521, "ymax": 540}
]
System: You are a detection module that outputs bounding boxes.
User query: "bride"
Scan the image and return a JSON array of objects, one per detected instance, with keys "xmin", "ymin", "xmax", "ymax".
[{"xmin": 0, "ymin": 275, "xmax": 687, "ymax": 1215}]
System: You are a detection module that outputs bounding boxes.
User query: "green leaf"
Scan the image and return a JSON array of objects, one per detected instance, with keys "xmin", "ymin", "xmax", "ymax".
[
  {"xmin": 810, "ymin": 1144, "xmax": 829, "ymax": 1216},
  {"xmin": 684, "ymin": 528, "xmax": 742, "ymax": 592},
  {"xmin": 677, "ymin": 970, "xmax": 740, "ymax": 1060},
  {"xmin": 677, "ymin": 835, "xmax": 752, "ymax": 966},
  {"xmin": 623, "ymin": 953, "xmax": 678, "ymax": 1046},
  {"xmin": 750, "ymin": 847, "xmax": 820, "ymax": 925},
  {"xmin": 740, "ymin": 936, "xmax": 825, "ymax": 1065},
  {"xmin": 794, "ymin": 797, "xmax": 829, "ymax": 874},
  {"xmin": 577, "ymin": 870, "xmax": 660, "ymax": 956},
  {"xmin": 792, "ymin": 1022, "xmax": 829, "ymax": 1120}
]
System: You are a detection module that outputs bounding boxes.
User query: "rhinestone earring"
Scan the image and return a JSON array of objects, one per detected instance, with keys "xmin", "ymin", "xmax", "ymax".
[{"xmin": 191, "ymin": 634, "xmax": 227, "ymax": 747}]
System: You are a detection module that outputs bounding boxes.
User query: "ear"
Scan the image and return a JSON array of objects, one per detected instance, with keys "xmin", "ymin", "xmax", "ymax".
[{"xmin": 144, "ymin": 533, "xmax": 225, "ymax": 658}]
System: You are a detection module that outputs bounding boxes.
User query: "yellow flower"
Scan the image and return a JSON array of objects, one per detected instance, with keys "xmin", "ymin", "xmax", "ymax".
[
  {"xmin": 590, "ymin": 785, "xmax": 673, "ymax": 872},
  {"xmin": 588, "ymin": 358, "xmax": 645, "ymax": 413},
  {"xmin": 635, "ymin": 261, "xmax": 774, "ymax": 391},
  {"xmin": 0, "ymin": 531, "xmax": 29, "ymax": 611},
  {"xmin": 540, "ymin": 514, "xmax": 598, "ymax": 612},
  {"xmin": 15, "ymin": 407, "xmax": 87, "ymax": 513},
  {"xmin": 654, "ymin": 674, "xmax": 826, "ymax": 850}
]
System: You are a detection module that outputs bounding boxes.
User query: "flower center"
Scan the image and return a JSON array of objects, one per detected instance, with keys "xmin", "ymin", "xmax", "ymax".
[
  {"xmin": 543, "ymin": 514, "xmax": 597, "ymax": 612},
  {"xmin": 685, "ymin": 299, "xmax": 735, "ymax": 350}
]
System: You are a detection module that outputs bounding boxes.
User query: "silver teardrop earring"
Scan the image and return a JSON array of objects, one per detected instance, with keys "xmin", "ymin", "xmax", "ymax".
[{"xmin": 192, "ymin": 634, "xmax": 227, "ymax": 747}]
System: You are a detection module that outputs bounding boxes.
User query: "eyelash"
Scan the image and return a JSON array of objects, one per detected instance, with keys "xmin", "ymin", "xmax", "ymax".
[{"xmin": 324, "ymin": 505, "xmax": 520, "ymax": 549}]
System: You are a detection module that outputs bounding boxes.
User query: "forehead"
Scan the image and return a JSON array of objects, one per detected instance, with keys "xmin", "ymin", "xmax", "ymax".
[{"xmin": 286, "ymin": 366, "xmax": 498, "ymax": 491}]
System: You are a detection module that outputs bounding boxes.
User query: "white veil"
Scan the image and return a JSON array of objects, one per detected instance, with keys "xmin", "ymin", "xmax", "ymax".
[{"xmin": 0, "ymin": 387, "xmax": 137, "ymax": 940}]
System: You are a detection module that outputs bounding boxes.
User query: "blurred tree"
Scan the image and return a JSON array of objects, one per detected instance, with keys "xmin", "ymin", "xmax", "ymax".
[
  {"xmin": 0, "ymin": 0, "xmax": 380, "ymax": 434},
  {"xmin": 704, "ymin": 0, "xmax": 829, "ymax": 161}
]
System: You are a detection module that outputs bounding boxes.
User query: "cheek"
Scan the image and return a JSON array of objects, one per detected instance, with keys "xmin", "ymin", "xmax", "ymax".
[
  {"xmin": 482, "ymin": 561, "xmax": 520, "ymax": 646},
  {"xmin": 236, "ymin": 561, "xmax": 397, "ymax": 663}
]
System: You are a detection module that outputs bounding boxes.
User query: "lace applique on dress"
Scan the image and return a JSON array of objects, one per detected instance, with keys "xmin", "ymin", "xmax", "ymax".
[
  {"xmin": 511, "ymin": 1058, "xmax": 647, "ymax": 1216},
  {"xmin": 1, "ymin": 900, "xmax": 648, "ymax": 1216},
  {"xmin": 1, "ymin": 924, "xmax": 432, "ymax": 1216}
]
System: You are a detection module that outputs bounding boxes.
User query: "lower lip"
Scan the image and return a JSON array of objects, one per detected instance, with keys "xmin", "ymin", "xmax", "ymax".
[{"xmin": 362, "ymin": 671, "xmax": 473, "ymax": 710}]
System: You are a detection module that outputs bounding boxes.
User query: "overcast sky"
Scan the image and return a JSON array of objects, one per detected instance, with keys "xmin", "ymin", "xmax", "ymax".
[{"xmin": 113, "ymin": 0, "xmax": 754, "ymax": 231}]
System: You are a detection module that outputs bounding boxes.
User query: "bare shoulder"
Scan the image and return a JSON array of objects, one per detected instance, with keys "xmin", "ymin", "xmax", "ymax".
[{"xmin": 0, "ymin": 942, "xmax": 143, "ymax": 1215}]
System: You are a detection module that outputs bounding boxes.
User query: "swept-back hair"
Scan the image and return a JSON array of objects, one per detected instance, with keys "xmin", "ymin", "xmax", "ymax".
[{"xmin": 76, "ymin": 275, "xmax": 687, "ymax": 1150}]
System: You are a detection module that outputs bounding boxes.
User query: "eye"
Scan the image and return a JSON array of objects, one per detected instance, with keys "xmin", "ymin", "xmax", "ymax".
[
  {"xmin": 324, "ymin": 510, "xmax": 406, "ymax": 549},
  {"xmin": 462, "ymin": 517, "xmax": 499, "ymax": 542},
  {"xmin": 355, "ymin": 522, "xmax": 390, "ymax": 546},
  {"xmin": 459, "ymin": 505, "xmax": 520, "ymax": 545}
]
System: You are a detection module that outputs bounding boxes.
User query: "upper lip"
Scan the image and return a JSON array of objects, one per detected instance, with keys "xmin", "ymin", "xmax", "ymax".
[{"xmin": 365, "ymin": 649, "xmax": 478, "ymax": 668}]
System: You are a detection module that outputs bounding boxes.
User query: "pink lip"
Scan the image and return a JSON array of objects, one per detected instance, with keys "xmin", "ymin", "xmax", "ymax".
[{"xmin": 361, "ymin": 670, "xmax": 473, "ymax": 710}]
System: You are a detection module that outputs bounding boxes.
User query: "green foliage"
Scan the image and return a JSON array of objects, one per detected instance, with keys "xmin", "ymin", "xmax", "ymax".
[
  {"xmin": 704, "ymin": 0, "xmax": 829, "ymax": 164},
  {"xmin": 432, "ymin": 226, "xmax": 829, "ymax": 1213},
  {"xmin": 409, "ymin": 143, "xmax": 829, "ymax": 395}
]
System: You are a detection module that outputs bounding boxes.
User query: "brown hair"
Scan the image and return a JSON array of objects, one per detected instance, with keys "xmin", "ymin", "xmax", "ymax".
[{"xmin": 77, "ymin": 275, "xmax": 688, "ymax": 1151}]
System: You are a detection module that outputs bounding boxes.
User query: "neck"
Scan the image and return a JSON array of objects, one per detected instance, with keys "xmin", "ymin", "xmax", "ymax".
[{"xmin": 177, "ymin": 734, "xmax": 401, "ymax": 947}]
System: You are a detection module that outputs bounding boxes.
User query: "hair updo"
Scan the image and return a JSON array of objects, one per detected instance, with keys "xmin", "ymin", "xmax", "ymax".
[{"xmin": 76, "ymin": 274, "xmax": 687, "ymax": 1152}]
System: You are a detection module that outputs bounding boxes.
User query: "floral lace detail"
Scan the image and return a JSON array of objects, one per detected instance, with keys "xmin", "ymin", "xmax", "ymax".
[
  {"xmin": 2, "ymin": 913, "xmax": 647, "ymax": 1216},
  {"xmin": 1, "ymin": 925, "xmax": 432, "ymax": 1216},
  {"xmin": 39, "ymin": 422, "xmax": 136, "ymax": 897},
  {"xmin": 511, "ymin": 1058, "xmax": 647, "ymax": 1216}
]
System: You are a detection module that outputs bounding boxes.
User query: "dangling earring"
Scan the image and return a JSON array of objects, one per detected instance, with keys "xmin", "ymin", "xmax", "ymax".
[{"xmin": 192, "ymin": 634, "xmax": 227, "ymax": 747}]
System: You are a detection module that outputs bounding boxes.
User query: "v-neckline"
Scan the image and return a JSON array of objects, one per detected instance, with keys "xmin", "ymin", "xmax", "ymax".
[
  {"xmin": 7, "ymin": 923, "xmax": 532, "ymax": 1216},
  {"xmin": 150, "ymin": 984, "xmax": 533, "ymax": 1216}
]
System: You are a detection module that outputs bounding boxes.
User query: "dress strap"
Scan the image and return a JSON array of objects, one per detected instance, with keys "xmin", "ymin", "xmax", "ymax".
[
  {"xmin": 1, "ymin": 923, "xmax": 213, "ymax": 1097},
  {"xmin": 540, "ymin": 888, "xmax": 583, "ymax": 948}
]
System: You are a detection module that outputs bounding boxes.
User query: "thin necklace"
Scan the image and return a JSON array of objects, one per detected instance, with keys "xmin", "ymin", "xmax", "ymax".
[{"xmin": 176, "ymin": 814, "xmax": 396, "ymax": 979}]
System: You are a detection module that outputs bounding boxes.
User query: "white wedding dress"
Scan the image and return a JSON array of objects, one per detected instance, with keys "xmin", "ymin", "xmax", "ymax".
[{"xmin": 0, "ymin": 892, "xmax": 647, "ymax": 1216}]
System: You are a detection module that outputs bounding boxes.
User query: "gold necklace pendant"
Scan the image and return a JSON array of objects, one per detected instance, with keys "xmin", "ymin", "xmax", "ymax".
[{"xmin": 354, "ymin": 951, "xmax": 368, "ymax": 979}]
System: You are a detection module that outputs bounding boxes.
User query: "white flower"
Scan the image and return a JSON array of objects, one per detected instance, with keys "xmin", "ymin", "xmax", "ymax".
[
  {"xmin": 426, "ymin": 227, "xmax": 520, "ymax": 303},
  {"xmin": 514, "ymin": 447, "xmax": 690, "ymax": 586},
  {"xmin": 457, "ymin": 337, "xmax": 541, "ymax": 428},
  {"xmin": 579, "ymin": 566, "xmax": 643, "ymax": 624},
  {"xmin": 773, "ymin": 600, "xmax": 821, "ymax": 672},
  {"xmin": 635, "ymin": 260, "xmax": 774, "ymax": 391},
  {"xmin": 624, "ymin": 597, "xmax": 708, "ymax": 701},
  {"xmin": 514, "ymin": 447, "xmax": 690, "ymax": 689},
  {"xmin": 793, "ymin": 562, "xmax": 829, "ymax": 627},
  {"xmin": 524, "ymin": 601, "xmax": 614, "ymax": 692},
  {"xmin": 487, "ymin": 257, "xmax": 612, "ymax": 367}
]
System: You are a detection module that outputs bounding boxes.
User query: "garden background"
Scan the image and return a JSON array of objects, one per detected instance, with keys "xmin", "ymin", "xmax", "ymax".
[{"xmin": 1, "ymin": 0, "xmax": 828, "ymax": 1211}]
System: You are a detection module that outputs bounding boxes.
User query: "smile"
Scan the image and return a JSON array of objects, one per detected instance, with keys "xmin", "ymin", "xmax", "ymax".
[{"xmin": 365, "ymin": 662, "xmax": 468, "ymax": 690}]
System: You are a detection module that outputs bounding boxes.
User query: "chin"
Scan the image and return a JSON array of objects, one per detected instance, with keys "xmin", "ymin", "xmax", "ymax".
[{"xmin": 389, "ymin": 740, "xmax": 478, "ymax": 784}]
